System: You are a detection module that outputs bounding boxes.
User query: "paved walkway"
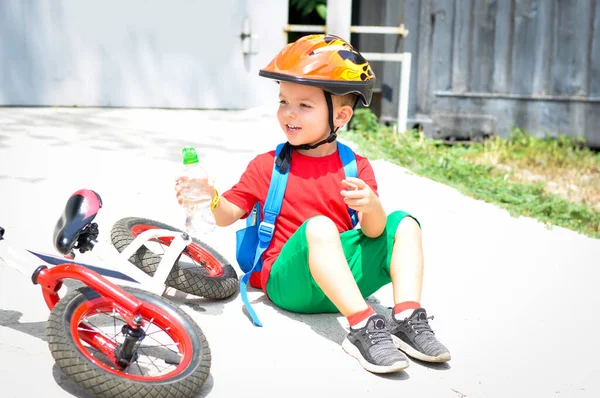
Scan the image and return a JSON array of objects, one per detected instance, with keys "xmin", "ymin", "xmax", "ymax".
[{"xmin": 0, "ymin": 107, "xmax": 599, "ymax": 397}]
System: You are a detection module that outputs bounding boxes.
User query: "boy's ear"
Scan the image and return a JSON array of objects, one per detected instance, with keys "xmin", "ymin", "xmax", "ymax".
[{"xmin": 333, "ymin": 105, "xmax": 354, "ymax": 128}]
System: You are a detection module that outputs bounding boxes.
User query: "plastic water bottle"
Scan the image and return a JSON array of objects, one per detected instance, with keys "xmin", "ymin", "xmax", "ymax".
[{"xmin": 179, "ymin": 147, "xmax": 215, "ymax": 236}]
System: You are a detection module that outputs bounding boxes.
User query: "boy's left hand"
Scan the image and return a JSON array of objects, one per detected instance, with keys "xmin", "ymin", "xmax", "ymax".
[{"xmin": 340, "ymin": 177, "xmax": 379, "ymax": 214}]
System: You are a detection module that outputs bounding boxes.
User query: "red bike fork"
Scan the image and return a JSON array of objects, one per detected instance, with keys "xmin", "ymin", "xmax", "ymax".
[{"xmin": 32, "ymin": 264, "xmax": 146, "ymax": 364}]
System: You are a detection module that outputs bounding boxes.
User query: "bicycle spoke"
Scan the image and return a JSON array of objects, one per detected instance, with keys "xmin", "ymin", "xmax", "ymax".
[
  {"xmin": 144, "ymin": 318, "xmax": 155, "ymax": 334},
  {"xmin": 137, "ymin": 347, "xmax": 163, "ymax": 373},
  {"xmin": 145, "ymin": 327, "xmax": 172, "ymax": 337},
  {"xmin": 79, "ymin": 320, "xmax": 107, "ymax": 337},
  {"xmin": 183, "ymin": 248, "xmax": 200, "ymax": 266},
  {"xmin": 136, "ymin": 361, "xmax": 145, "ymax": 377},
  {"xmin": 145, "ymin": 240, "xmax": 167, "ymax": 257},
  {"xmin": 138, "ymin": 343, "xmax": 181, "ymax": 349},
  {"xmin": 86, "ymin": 312, "xmax": 127, "ymax": 341},
  {"xmin": 144, "ymin": 333, "xmax": 180, "ymax": 353}
]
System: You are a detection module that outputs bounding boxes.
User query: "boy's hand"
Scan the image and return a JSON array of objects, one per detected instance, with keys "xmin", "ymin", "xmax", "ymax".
[
  {"xmin": 340, "ymin": 177, "xmax": 379, "ymax": 214},
  {"xmin": 175, "ymin": 176, "xmax": 216, "ymax": 206}
]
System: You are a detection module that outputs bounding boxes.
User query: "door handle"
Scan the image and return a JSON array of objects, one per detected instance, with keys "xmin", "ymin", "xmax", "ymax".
[{"xmin": 241, "ymin": 17, "xmax": 259, "ymax": 55}]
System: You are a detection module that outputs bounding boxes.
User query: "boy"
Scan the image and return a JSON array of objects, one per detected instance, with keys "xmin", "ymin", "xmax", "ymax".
[{"xmin": 176, "ymin": 34, "xmax": 450, "ymax": 373}]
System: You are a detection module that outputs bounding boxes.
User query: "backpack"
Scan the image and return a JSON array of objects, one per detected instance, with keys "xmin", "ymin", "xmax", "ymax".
[{"xmin": 235, "ymin": 141, "xmax": 359, "ymax": 326}]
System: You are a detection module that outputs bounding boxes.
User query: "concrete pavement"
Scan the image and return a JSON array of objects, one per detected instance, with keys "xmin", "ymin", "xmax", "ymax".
[{"xmin": 1, "ymin": 107, "xmax": 599, "ymax": 398}]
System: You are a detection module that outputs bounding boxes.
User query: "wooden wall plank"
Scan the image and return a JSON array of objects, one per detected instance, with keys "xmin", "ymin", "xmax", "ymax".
[
  {"xmin": 470, "ymin": 0, "xmax": 497, "ymax": 92},
  {"xmin": 430, "ymin": 0, "xmax": 455, "ymax": 92},
  {"xmin": 588, "ymin": 0, "xmax": 600, "ymax": 96},
  {"xmin": 451, "ymin": 0, "xmax": 474, "ymax": 93},
  {"xmin": 380, "ymin": 0, "xmax": 404, "ymax": 118},
  {"xmin": 416, "ymin": 0, "xmax": 433, "ymax": 113},
  {"xmin": 550, "ymin": 0, "xmax": 593, "ymax": 95},
  {"xmin": 531, "ymin": 0, "xmax": 554, "ymax": 95},
  {"xmin": 491, "ymin": 0, "xmax": 514, "ymax": 93},
  {"xmin": 511, "ymin": 0, "xmax": 538, "ymax": 94}
]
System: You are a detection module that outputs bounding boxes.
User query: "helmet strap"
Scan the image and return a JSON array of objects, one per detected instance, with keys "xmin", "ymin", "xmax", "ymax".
[
  {"xmin": 352, "ymin": 95, "xmax": 360, "ymax": 110},
  {"xmin": 290, "ymin": 91, "xmax": 338, "ymax": 150}
]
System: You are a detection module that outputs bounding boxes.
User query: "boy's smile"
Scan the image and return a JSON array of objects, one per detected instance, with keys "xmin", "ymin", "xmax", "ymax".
[{"xmin": 285, "ymin": 123, "xmax": 302, "ymax": 135}]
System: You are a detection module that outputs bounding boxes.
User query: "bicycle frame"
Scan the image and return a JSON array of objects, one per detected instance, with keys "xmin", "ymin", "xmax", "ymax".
[
  {"xmin": 0, "ymin": 225, "xmax": 193, "ymax": 307},
  {"xmin": 0, "ymin": 191, "xmax": 214, "ymax": 393}
]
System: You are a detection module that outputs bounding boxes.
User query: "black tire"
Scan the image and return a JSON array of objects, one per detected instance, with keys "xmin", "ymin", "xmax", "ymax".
[
  {"xmin": 46, "ymin": 286, "xmax": 210, "ymax": 398},
  {"xmin": 110, "ymin": 217, "xmax": 238, "ymax": 299}
]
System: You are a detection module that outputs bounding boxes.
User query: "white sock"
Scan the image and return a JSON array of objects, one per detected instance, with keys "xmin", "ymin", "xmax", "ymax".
[{"xmin": 394, "ymin": 308, "xmax": 416, "ymax": 321}]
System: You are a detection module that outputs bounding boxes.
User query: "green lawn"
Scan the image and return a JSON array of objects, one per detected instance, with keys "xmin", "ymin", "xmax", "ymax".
[{"xmin": 343, "ymin": 109, "xmax": 600, "ymax": 239}]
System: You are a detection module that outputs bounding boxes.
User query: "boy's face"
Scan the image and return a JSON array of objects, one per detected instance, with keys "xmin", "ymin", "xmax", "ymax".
[{"xmin": 277, "ymin": 82, "xmax": 332, "ymax": 147}]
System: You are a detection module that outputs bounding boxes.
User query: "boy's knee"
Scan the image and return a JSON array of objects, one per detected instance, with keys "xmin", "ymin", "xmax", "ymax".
[
  {"xmin": 305, "ymin": 216, "xmax": 338, "ymax": 242},
  {"xmin": 394, "ymin": 216, "xmax": 421, "ymax": 239}
]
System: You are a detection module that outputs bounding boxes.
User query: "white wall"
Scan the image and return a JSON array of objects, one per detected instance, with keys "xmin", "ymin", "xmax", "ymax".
[{"xmin": 0, "ymin": 0, "xmax": 288, "ymax": 109}]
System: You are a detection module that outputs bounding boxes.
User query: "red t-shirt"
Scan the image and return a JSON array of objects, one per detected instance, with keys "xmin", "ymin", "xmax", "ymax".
[{"xmin": 222, "ymin": 147, "xmax": 378, "ymax": 292}]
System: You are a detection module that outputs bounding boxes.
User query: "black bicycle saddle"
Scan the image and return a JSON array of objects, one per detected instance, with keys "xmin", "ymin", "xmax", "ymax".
[{"xmin": 53, "ymin": 189, "xmax": 103, "ymax": 255}]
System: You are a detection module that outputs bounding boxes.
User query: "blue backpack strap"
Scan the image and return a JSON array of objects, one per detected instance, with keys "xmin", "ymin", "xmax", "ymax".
[
  {"xmin": 239, "ymin": 143, "xmax": 290, "ymax": 327},
  {"xmin": 337, "ymin": 142, "xmax": 359, "ymax": 227}
]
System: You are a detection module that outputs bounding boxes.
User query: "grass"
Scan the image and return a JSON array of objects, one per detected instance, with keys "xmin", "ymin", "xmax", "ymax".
[{"xmin": 343, "ymin": 109, "xmax": 600, "ymax": 239}]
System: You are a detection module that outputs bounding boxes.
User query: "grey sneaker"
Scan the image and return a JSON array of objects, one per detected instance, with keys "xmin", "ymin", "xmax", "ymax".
[
  {"xmin": 342, "ymin": 314, "xmax": 409, "ymax": 373},
  {"xmin": 389, "ymin": 308, "xmax": 451, "ymax": 362}
]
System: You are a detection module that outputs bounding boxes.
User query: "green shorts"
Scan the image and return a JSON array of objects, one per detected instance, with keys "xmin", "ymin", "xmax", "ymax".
[{"xmin": 265, "ymin": 211, "xmax": 418, "ymax": 314}]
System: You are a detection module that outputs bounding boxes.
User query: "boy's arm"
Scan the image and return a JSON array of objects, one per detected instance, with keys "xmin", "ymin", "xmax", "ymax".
[
  {"xmin": 357, "ymin": 197, "xmax": 387, "ymax": 238},
  {"xmin": 211, "ymin": 190, "xmax": 246, "ymax": 227},
  {"xmin": 341, "ymin": 175, "xmax": 386, "ymax": 238}
]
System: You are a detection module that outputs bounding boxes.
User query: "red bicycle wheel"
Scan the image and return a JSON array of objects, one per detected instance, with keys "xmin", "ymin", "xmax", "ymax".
[
  {"xmin": 111, "ymin": 217, "xmax": 238, "ymax": 299},
  {"xmin": 47, "ymin": 286, "xmax": 210, "ymax": 398}
]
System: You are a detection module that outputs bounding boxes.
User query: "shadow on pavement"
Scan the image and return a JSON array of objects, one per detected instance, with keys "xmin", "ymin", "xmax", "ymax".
[
  {"xmin": 245, "ymin": 295, "xmax": 396, "ymax": 346},
  {"xmin": 0, "ymin": 279, "xmax": 83, "ymax": 341},
  {"xmin": 196, "ymin": 374, "xmax": 215, "ymax": 398},
  {"xmin": 0, "ymin": 308, "xmax": 98, "ymax": 398},
  {"xmin": 52, "ymin": 364, "xmax": 96, "ymax": 398},
  {"xmin": 247, "ymin": 294, "xmax": 450, "ymax": 374},
  {"xmin": 164, "ymin": 286, "xmax": 239, "ymax": 316},
  {"xmin": 410, "ymin": 357, "xmax": 451, "ymax": 370},
  {"xmin": 246, "ymin": 297, "xmax": 413, "ymax": 380},
  {"xmin": 376, "ymin": 371, "xmax": 410, "ymax": 381},
  {"xmin": 0, "ymin": 309, "xmax": 47, "ymax": 341},
  {"xmin": 51, "ymin": 364, "xmax": 215, "ymax": 398}
]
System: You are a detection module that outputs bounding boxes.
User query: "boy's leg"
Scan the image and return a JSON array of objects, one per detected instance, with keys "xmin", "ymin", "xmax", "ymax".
[
  {"xmin": 389, "ymin": 216, "xmax": 424, "ymax": 305},
  {"xmin": 386, "ymin": 214, "xmax": 451, "ymax": 362},
  {"xmin": 266, "ymin": 215, "xmax": 408, "ymax": 373},
  {"xmin": 265, "ymin": 216, "xmax": 356, "ymax": 314},
  {"xmin": 265, "ymin": 215, "xmax": 390, "ymax": 314},
  {"xmin": 305, "ymin": 216, "xmax": 370, "ymax": 316},
  {"xmin": 306, "ymin": 216, "xmax": 410, "ymax": 373}
]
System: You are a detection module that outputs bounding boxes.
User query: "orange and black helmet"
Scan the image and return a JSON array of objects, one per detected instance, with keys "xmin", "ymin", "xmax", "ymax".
[{"xmin": 259, "ymin": 34, "xmax": 376, "ymax": 106}]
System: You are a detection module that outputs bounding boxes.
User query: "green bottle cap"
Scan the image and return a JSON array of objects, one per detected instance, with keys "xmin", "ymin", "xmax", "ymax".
[{"xmin": 182, "ymin": 147, "xmax": 199, "ymax": 165}]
